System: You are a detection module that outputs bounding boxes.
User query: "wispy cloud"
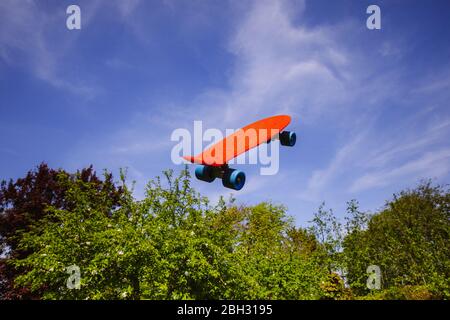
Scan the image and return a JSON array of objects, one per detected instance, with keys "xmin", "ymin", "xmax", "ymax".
[
  {"xmin": 205, "ymin": 0, "xmax": 353, "ymax": 126},
  {"xmin": 117, "ymin": 0, "xmax": 362, "ymax": 129},
  {"xmin": 300, "ymin": 130, "xmax": 368, "ymax": 201},
  {"xmin": 350, "ymin": 148, "xmax": 450, "ymax": 192},
  {"xmin": 302, "ymin": 103, "xmax": 450, "ymax": 199},
  {"xmin": 0, "ymin": 0, "xmax": 100, "ymax": 97},
  {"xmin": 0, "ymin": 0, "xmax": 144, "ymax": 98}
]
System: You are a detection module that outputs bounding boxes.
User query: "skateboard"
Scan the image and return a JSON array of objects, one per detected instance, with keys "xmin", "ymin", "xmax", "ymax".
[{"xmin": 183, "ymin": 115, "xmax": 296, "ymax": 190}]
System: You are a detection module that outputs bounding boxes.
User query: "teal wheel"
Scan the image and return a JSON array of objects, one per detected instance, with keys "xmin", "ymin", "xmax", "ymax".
[
  {"xmin": 195, "ymin": 165, "xmax": 216, "ymax": 183},
  {"xmin": 222, "ymin": 169, "xmax": 245, "ymax": 190}
]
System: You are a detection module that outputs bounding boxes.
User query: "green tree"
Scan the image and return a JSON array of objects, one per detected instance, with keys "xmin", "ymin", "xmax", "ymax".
[
  {"xmin": 11, "ymin": 169, "xmax": 136, "ymax": 299},
  {"xmin": 11, "ymin": 168, "xmax": 216, "ymax": 299},
  {"xmin": 308, "ymin": 203, "xmax": 351, "ymax": 299},
  {"xmin": 343, "ymin": 181, "xmax": 450, "ymax": 298},
  {"xmin": 229, "ymin": 203, "xmax": 327, "ymax": 299},
  {"xmin": 8, "ymin": 164, "xmax": 448, "ymax": 300},
  {"xmin": 10, "ymin": 168, "xmax": 327, "ymax": 300},
  {"xmin": 308, "ymin": 203, "xmax": 343, "ymax": 272},
  {"xmin": 0, "ymin": 163, "xmax": 122, "ymax": 299},
  {"xmin": 341, "ymin": 200, "xmax": 372, "ymax": 295}
]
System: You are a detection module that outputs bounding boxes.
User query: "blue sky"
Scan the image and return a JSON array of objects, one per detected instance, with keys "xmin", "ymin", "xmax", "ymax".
[{"xmin": 1, "ymin": 0, "xmax": 450, "ymax": 226}]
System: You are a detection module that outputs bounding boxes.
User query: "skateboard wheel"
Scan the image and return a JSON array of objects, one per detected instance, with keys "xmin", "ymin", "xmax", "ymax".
[
  {"xmin": 222, "ymin": 169, "xmax": 245, "ymax": 190},
  {"xmin": 195, "ymin": 165, "xmax": 216, "ymax": 183},
  {"xmin": 280, "ymin": 131, "xmax": 296, "ymax": 147}
]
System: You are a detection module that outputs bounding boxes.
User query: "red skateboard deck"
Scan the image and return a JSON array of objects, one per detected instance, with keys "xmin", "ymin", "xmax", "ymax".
[{"xmin": 183, "ymin": 115, "xmax": 291, "ymax": 167}]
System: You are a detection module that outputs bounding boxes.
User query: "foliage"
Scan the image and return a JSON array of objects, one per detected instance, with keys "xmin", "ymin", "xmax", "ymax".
[
  {"xmin": 0, "ymin": 163, "xmax": 123, "ymax": 299},
  {"xmin": 8, "ymin": 168, "xmax": 327, "ymax": 299},
  {"xmin": 308, "ymin": 203, "xmax": 343, "ymax": 273},
  {"xmin": 2, "ymin": 164, "xmax": 449, "ymax": 300},
  {"xmin": 359, "ymin": 285, "xmax": 437, "ymax": 300},
  {"xmin": 319, "ymin": 272, "xmax": 352, "ymax": 300},
  {"xmin": 227, "ymin": 203, "xmax": 327, "ymax": 299},
  {"xmin": 342, "ymin": 181, "xmax": 450, "ymax": 298}
]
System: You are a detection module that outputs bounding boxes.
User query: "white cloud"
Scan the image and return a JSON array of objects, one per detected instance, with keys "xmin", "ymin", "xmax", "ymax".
[
  {"xmin": 126, "ymin": 0, "xmax": 360, "ymax": 131},
  {"xmin": 300, "ymin": 131, "xmax": 368, "ymax": 201},
  {"xmin": 0, "ymin": 0, "xmax": 103, "ymax": 97},
  {"xmin": 301, "ymin": 110, "xmax": 450, "ymax": 199},
  {"xmin": 220, "ymin": 0, "xmax": 351, "ymax": 124},
  {"xmin": 350, "ymin": 148, "xmax": 450, "ymax": 192},
  {"xmin": 0, "ymin": 0, "xmax": 143, "ymax": 98},
  {"xmin": 365, "ymin": 118, "xmax": 450, "ymax": 169}
]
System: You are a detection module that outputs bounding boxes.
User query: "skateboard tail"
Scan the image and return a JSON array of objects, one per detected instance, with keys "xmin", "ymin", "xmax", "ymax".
[
  {"xmin": 182, "ymin": 155, "xmax": 223, "ymax": 167},
  {"xmin": 183, "ymin": 155, "xmax": 200, "ymax": 164}
]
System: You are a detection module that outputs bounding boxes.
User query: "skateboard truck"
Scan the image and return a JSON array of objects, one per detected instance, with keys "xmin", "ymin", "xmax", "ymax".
[{"xmin": 195, "ymin": 164, "xmax": 246, "ymax": 191}]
